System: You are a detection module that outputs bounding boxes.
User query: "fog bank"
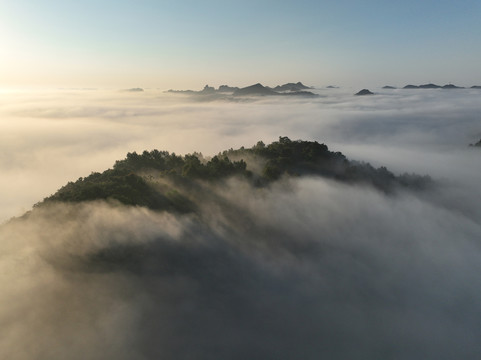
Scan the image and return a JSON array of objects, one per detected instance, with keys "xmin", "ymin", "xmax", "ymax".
[
  {"xmin": 1, "ymin": 174, "xmax": 481, "ymax": 359},
  {"xmin": 1, "ymin": 87, "xmax": 481, "ymax": 221}
]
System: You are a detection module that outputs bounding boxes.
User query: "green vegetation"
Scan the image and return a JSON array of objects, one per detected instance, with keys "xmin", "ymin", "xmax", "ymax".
[
  {"xmin": 222, "ymin": 136, "xmax": 345, "ymax": 181},
  {"xmin": 42, "ymin": 168, "xmax": 176, "ymax": 210},
  {"xmin": 40, "ymin": 137, "xmax": 432, "ymax": 212},
  {"xmin": 113, "ymin": 150, "xmax": 248, "ymax": 180}
]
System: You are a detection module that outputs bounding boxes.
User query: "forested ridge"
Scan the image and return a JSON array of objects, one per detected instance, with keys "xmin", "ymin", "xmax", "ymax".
[{"xmin": 40, "ymin": 137, "xmax": 431, "ymax": 211}]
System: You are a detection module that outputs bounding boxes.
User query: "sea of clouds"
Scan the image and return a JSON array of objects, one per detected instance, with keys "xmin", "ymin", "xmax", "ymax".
[
  {"xmin": 1, "ymin": 87, "xmax": 481, "ymax": 359},
  {"xmin": 1, "ymin": 87, "xmax": 480, "ymax": 221}
]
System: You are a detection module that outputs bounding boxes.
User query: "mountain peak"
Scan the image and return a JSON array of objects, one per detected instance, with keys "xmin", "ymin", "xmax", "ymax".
[
  {"xmin": 273, "ymin": 82, "xmax": 311, "ymax": 92},
  {"xmin": 355, "ymin": 89, "xmax": 374, "ymax": 96},
  {"xmin": 233, "ymin": 83, "xmax": 277, "ymax": 96}
]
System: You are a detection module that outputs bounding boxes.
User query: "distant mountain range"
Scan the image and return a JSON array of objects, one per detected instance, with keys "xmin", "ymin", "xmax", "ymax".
[
  {"xmin": 381, "ymin": 84, "xmax": 481, "ymax": 90},
  {"xmin": 165, "ymin": 82, "xmax": 481, "ymax": 99},
  {"xmin": 233, "ymin": 83, "xmax": 317, "ymax": 97},
  {"xmin": 402, "ymin": 83, "xmax": 464, "ymax": 89},
  {"xmin": 167, "ymin": 82, "xmax": 317, "ymax": 98},
  {"xmin": 272, "ymin": 82, "xmax": 312, "ymax": 92},
  {"xmin": 233, "ymin": 83, "xmax": 279, "ymax": 96}
]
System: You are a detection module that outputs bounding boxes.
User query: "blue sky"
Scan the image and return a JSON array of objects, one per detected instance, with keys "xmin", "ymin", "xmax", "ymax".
[{"xmin": 1, "ymin": 0, "xmax": 480, "ymax": 88}]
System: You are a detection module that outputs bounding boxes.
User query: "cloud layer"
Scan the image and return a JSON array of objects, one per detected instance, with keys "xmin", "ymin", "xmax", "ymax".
[
  {"xmin": 1, "ymin": 174, "xmax": 481, "ymax": 359},
  {"xmin": 1, "ymin": 87, "xmax": 480, "ymax": 221},
  {"xmin": 1, "ymin": 87, "xmax": 481, "ymax": 359}
]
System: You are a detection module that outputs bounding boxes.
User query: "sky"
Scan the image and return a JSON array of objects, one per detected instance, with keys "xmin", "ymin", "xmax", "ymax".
[{"xmin": 1, "ymin": 0, "xmax": 481, "ymax": 89}]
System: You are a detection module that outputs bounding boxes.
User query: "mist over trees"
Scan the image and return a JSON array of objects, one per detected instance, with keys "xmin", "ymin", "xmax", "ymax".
[
  {"xmin": 2, "ymin": 133, "xmax": 480, "ymax": 359},
  {"xmin": 39, "ymin": 137, "xmax": 431, "ymax": 213}
]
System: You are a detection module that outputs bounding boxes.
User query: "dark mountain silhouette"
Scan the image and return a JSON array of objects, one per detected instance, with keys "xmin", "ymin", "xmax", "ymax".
[
  {"xmin": 200, "ymin": 85, "xmax": 216, "ymax": 93},
  {"xmin": 217, "ymin": 85, "xmax": 240, "ymax": 92},
  {"xmin": 273, "ymin": 82, "xmax": 311, "ymax": 92},
  {"xmin": 123, "ymin": 88, "xmax": 144, "ymax": 92},
  {"xmin": 355, "ymin": 89, "xmax": 374, "ymax": 96},
  {"xmin": 233, "ymin": 83, "xmax": 279, "ymax": 96},
  {"xmin": 167, "ymin": 83, "xmax": 476, "ymax": 96},
  {"xmin": 419, "ymin": 83, "xmax": 441, "ymax": 89},
  {"xmin": 442, "ymin": 84, "xmax": 464, "ymax": 89},
  {"xmin": 232, "ymin": 84, "xmax": 317, "ymax": 97},
  {"xmin": 168, "ymin": 84, "xmax": 238, "ymax": 95},
  {"xmin": 403, "ymin": 83, "xmax": 465, "ymax": 90},
  {"xmin": 167, "ymin": 83, "xmax": 314, "ymax": 97}
]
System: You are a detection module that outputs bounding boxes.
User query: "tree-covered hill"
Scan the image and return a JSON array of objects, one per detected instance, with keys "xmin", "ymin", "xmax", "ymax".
[
  {"xmin": 8, "ymin": 135, "xmax": 478, "ymax": 360},
  {"xmin": 39, "ymin": 137, "xmax": 431, "ymax": 212}
]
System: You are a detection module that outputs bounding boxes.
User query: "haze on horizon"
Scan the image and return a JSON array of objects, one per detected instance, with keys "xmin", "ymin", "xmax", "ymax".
[{"xmin": 1, "ymin": 0, "xmax": 481, "ymax": 89}]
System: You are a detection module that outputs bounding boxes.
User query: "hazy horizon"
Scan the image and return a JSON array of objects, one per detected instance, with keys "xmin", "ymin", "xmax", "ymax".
[{"xmin": 2, "ymin": 1, "xmax": 481, "ymax": 89}]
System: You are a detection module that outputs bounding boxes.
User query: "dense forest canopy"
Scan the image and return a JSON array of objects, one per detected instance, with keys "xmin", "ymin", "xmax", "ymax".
[{"xmin": 40, "ymin": 137, "xmax": 431, "ymax": 212}]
